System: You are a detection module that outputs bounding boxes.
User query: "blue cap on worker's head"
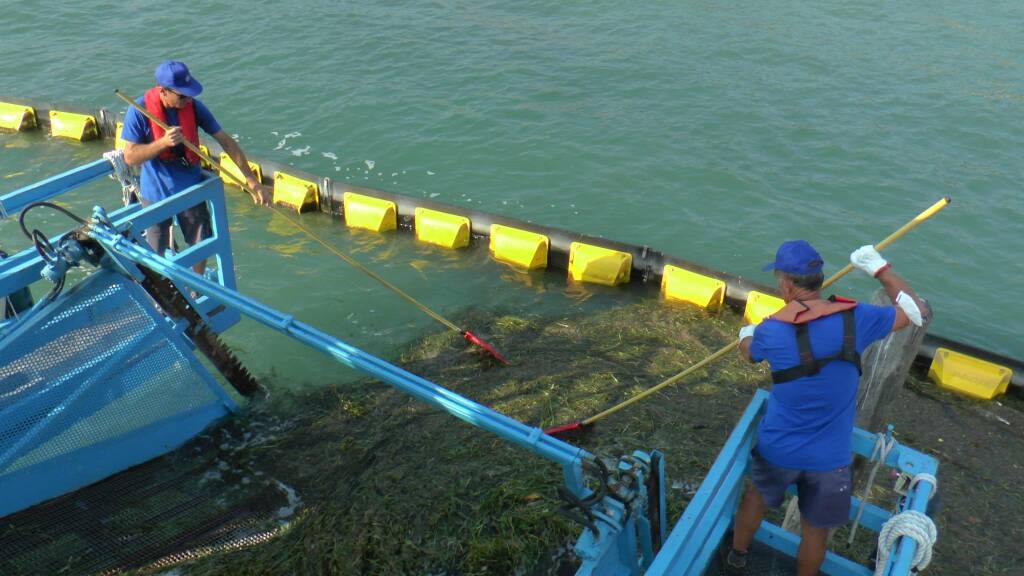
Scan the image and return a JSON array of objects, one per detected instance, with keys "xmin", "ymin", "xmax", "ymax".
[
  {"xmin": 762, "ymin": 240, "xmax": 824, "ymax": 275},
  {"xmin": 154, "ymin": 60, "xmax": 203, "ymax": 97}
]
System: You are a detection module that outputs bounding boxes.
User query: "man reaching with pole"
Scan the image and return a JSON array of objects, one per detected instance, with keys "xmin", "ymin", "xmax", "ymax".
[
  {"xmin": 726, "ymin": 240, "xmax": 925, "ymax": 575},
  {"xmin": 121, "ymin": 60, "xmax": 270, "ymax": 274}
]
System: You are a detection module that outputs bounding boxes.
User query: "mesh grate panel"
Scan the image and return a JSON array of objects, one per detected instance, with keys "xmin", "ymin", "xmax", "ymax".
[
  {"xmin": 0, "ymin": 452, "xmax": 292, "ymax": 575},
  {"xmin": 0, "ymin": 270, "xmax": 232, "ymax": 515}
]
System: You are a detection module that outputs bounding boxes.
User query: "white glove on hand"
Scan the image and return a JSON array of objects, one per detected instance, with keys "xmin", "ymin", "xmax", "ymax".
[
  {"xmin": 850, "ymin": 245, "xmax": 890, "ymax": 277},
  {"xmin": 738, "ymin": 325, "xmax": 756, "ymax": 341},
  {"xmin": 896, "ymin": 291, "xmax": 924, "ymax": 327}
]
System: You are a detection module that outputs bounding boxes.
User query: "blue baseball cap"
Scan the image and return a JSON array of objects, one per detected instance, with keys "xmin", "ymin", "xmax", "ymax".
[
  {"xmin": 762, "ymin": 240, "xmax": 824, "ymax": 275},
  {"xmin": 154, "ymin": 60, "xmax": 203, "ymax": 97}
]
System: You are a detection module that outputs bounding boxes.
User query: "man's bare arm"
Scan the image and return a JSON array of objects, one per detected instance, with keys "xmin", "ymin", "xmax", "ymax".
[
  {"xmin": 212, "ymin": 130, "xmax": 270, "ymax": 205},
  {"xmin": 738, "ymin": 325, "xmax": 756, "ymax": 362},
  {"xmin": 124, "ymin": 127, "xmax": 182, "ymax": 166}
]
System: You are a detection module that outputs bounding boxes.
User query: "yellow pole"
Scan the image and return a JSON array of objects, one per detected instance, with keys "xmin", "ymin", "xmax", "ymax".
[
  {"xmin": 580, "ymin": 197, "xmax": 951, "ymax": 427},
  {"xmin": 823, "ymin": 196, "xmax": 951, "ymax": 289}
]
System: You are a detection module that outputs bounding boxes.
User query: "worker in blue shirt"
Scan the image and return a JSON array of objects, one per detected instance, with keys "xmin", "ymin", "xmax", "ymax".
[
  {"xmin": 727, "ymin": 240, "xmax": 925, "ymax": 576},
  {"xmin": 121, "ymin": 60, "xmax": 270, "ymax": 274}
]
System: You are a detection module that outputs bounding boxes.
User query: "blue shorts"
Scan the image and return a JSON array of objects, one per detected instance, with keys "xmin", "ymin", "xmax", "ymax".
[
  {"xmin": 140, "ymin": 199, "xmax": 211, "ymax": 254},
  {"xmin": 750, "ymin": 448, "xmax": 852, "ymax": 529}
]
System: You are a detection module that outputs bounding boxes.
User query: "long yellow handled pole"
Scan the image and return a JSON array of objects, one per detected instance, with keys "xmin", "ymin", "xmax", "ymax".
[
  {"xmin": 114, "ymin": 89, "xmax": 509, "ymax": 363},
  {"xmin": 545, "ymin": 197, "xmax": 951, "ymax": 436}
]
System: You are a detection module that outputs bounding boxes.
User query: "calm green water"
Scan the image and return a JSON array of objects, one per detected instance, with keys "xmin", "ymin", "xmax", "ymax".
[{"xmin": 2, "ymin": 1, "xmax": 1021, "ymax": 377}]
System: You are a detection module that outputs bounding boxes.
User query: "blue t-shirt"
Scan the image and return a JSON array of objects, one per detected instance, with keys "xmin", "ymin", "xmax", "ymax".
[
  {"xmin": 750, "ymin": 303, "xmax": 895, "ymax": 471},
  {"xmin": 121, "ymin": 96, "xmax": 222, "ymax": 202}
]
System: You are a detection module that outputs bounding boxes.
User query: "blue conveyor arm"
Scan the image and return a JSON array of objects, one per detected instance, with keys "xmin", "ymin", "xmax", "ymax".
[{"xmin": 86, "ymin": 216, "xmax": 591, "ymax": 471}]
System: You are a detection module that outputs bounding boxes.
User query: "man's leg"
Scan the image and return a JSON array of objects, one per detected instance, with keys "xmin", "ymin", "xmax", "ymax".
[
  {"xmin": 728, "ymin": 450, "xmax": 798, "ymax": 572},
  {"xmin": 143, "ymin": 220, "xmax": 172, "ymax": 254},
  {"xmin": 139, "ymin": 199, "xmax": 173, "ymax": 255},
  {"xmin": 794, "ymin": 463, "xmax": 853, "ymax": 576},
  {"xmin": 732, "ymin": 484, "xmax": 766, "ymax": 553},
  {"xmin": 176, "ymin": 203, "xmax": 212, "ymax": 275},
  {"xmin": 797, "ymin": 521, "xmax": 829, "ymax": 576}
]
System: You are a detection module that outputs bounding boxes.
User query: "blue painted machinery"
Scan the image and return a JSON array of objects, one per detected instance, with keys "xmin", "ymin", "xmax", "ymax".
[{"xmin": 0, "ymin": 160, "xmax": 939, "ymax": 575}]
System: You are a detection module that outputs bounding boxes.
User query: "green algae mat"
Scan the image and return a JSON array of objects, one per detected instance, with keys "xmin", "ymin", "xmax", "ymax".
[{"xmin": 2, "ymin": 301, "xmax": 1021, "ymax": 575}]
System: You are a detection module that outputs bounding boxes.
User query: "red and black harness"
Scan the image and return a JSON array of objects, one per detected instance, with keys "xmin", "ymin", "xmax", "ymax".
[{"xmin": 769, "ymin": 296, "xmax": 862, "ymax": 385}]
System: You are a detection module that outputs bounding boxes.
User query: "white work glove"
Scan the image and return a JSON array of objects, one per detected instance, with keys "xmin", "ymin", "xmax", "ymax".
[
  {"xmin": 896, "ymin": 291, "xmax": 924, "ymax": 327},
  {"xmin": 738, "ymin": 325, "xmax": 756, "ymax": 341},
  {"xmin": 850, "ymin": 245, "xmax": 891, "ymax": 277}
]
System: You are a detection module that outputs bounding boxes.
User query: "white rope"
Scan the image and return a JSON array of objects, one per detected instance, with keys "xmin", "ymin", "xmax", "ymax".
[
  {"xmin": 103, "ymin": 149, "xmax": 139, "ymax": 207},
  {"xmin": 874, "ymin": 510, "xmax": 937, "ymax": 575},
  {"xmin": 848, "ymin": 432, "xmax": 897, "ymax": 545},
  {"xmin": 909, "ymin": 472, "xmax": 937, "ymax": 500}
]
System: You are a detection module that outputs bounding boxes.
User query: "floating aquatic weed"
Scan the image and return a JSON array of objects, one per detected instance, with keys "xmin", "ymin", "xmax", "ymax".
[
  {"xmin": 62, "ymin": 301, "xmax": 1019, "ymax": 576},
  {"xmin": 168, "ymin": 301, "xmax": 766, "ymax": 575}
]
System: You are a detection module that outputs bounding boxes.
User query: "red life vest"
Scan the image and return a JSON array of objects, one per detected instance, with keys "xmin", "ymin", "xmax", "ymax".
[
  {"xmin": 767, "ymin": 295, "xmax": 862, "ymax": 384},
  {"xmin": 143, "ymin": 86, "xmax": 200, "ymax": 166}
]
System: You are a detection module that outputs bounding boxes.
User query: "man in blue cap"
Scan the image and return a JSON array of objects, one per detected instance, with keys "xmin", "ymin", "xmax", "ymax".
[
  {"xmin": 121, "ymin": 60, "xmax": 270, "ymax": 273},
  {"xmin": 725, "ymin": 241, "xmax": 924, "ymax": 576}
]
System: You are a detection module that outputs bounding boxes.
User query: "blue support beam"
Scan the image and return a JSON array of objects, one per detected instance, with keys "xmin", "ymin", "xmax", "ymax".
[
  {"xmin": 754, "ymin": 523, "xmax": 872, "ymax": 576},
  {"xmin": 0, "ymin": 158, "xmax": 111, "ymax": 218}
]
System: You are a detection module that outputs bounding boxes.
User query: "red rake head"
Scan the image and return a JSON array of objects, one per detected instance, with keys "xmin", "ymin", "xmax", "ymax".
[
  {"xmin": 462, "ymin": 330, "xmax": 509, "ymax": 364},
  {"xmin": 543, "ymin": 421, "xmax": 583, "ymax": 435},
  {"xmin": 543, "ymin": 420, "xmax": 592, "ymax": 441}
]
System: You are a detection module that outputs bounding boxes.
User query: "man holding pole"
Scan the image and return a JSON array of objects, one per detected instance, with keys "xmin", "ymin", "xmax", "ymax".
[
  {"xmin": 726, "ymin": 240, "xmax": 925, "ymax": 575},
  {"xmin": 121, "ymin": 60, "xmax": 270, "ymax": 274}
]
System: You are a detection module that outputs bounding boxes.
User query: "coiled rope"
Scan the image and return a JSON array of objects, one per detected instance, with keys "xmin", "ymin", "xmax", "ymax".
[{"xmin": 874, "ymin": 506, "xmax": 937, "ymax": 575}]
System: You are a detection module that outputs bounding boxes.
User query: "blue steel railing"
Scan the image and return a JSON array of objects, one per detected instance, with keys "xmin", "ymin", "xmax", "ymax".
[
  {"xmin": 1, "ymin": 162, "xmax": 239, "ymax": 333},
  {"xmin": 647, "ymin": 389, "xmax": 939, "ymax": 576},
  {"xmin": 0, "ymin": 158, "xmax": 112, "ymax": 219}
]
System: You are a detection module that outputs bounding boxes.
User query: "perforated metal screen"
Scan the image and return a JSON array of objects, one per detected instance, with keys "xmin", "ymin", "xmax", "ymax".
[{"xmin": 0, "ymin": 269, "xmax": 235, "ymax": 517}]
